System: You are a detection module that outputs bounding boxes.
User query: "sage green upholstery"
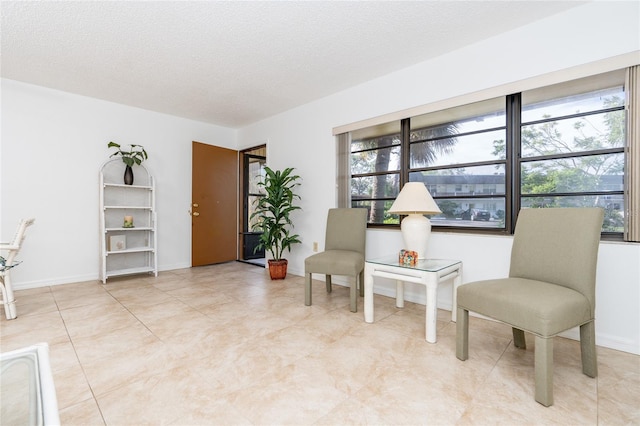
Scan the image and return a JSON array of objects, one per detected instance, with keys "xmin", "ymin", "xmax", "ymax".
[
  {"xmin": 304, "ymin": 208, "xmax": 367, "ymax": 312},
  {"xmin": 456, "ymin": 207, "xmax": 604, "ymax": 406}
]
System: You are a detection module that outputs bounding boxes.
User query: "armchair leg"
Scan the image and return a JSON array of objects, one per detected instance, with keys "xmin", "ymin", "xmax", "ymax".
[
  {"xmin": 5, "ymin": 300, "xmax": 17, "ymax": 320},
  {"xmin": 1, "ymin": 275, "xmax": 17, "ymax": 320},
  {"xmin": 326, "ymin": 275, "xmax": 332, "ymax": 293},
  {"xmin": 580, "ymin": 321, "xmax": 598, "ymax": 378},
  {"xmin": 456, "ymin": 307, "xmax": 469, "ymax": 361},
  {"xmin": 534, "ymin": 336, "xmax": 554, "ymax": 406},
  {"xmin": 513, "ymin": 328, "xmax": 527, "ymax": 349},
  {"xmin": 358, "ymin": 270, "xmax": 364, "ymax": 297},
  {"xmin": 350, "ymin": 277, "xmax": 357, "ymax": 313},
  {"xmin": 304, "ymin": 273, "xmax": 312, "ymax": 306}
]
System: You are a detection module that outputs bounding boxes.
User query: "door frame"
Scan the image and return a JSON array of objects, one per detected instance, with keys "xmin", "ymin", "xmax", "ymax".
[{"xmin": 238, "ymin": 145, "xmax": 266, "ymax": 263}]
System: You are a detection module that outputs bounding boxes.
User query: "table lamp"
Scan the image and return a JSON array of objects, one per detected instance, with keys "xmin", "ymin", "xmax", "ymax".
[{"xmin": 388, "ymin": 182, "xmax": 441, "ymax": 259}]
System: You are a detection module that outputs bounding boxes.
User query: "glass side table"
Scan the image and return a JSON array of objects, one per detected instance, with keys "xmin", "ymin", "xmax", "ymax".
[
  {"xmin": 0, "ymin": 343, "xmax": 59, "ymax": 425},
  {"xmin": 364, "ymin": 256, "xmax": 462, "ymax": 343}
]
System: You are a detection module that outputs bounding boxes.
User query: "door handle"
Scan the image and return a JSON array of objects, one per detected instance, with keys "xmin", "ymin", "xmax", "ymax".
[{"xmin": 193, "ymin": 212, "xmax": 200, "ymax": 217}]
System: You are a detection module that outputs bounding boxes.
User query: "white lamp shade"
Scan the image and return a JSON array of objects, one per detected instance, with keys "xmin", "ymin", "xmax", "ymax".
[
  {"xmin": 389, "ymin": 182, "xmax": 441, "ymax": 214},
  {"xmin": 389, "ymin": 182, "xmax": 440, "ymax": 259}
]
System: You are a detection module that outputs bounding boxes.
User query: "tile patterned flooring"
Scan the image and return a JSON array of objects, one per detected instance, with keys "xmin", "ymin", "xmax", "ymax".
[{"xmin": 1, "ymin": 261, "xmax": 639, "ymax": 425}]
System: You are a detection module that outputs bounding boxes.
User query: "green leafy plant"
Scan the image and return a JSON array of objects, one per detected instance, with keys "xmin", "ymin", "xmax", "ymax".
[
  {"xmin": 108, "ymin": 141, "xmax": 148, "ymax": 167},
  {"xmin": 250, "ymin": 167, "xmax": 302, "ymax": 260},
  {"xmin": 0, "ymin": 256, "xmax": 20, "ymax": 272}
]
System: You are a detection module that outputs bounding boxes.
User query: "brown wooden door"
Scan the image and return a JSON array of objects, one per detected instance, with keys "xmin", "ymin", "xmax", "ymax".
[{"xmin": 191, "ymin": 141, "xmax": 238, "ymax": 266}]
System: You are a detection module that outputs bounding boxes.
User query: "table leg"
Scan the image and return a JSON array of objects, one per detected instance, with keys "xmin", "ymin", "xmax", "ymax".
[
  {"xmin": 451, "ymin": 266, "xmax": 462, "ymax": 322},
  {"xmin": 425, "ymin": 283, "xmax": 438, "ymax": 343},
  {"xmin": 396, "ymin": 280, "xmax": 404, "ymax": 308},
  {"xmin": 364, "ymin": 263, "xmax": 374, "ymax": 323}
]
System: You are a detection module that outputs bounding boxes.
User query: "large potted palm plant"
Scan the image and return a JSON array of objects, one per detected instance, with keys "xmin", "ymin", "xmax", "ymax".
[{"xmin": 251, "ymin": 167, "xmax": 302, "ymax": 279}]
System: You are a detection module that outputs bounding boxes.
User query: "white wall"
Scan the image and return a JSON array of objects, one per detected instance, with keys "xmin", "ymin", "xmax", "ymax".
[
  {"xmin": 1, "ymin": 79, "xmax": 237, "ymax": 286},
  {"xmin": 238, "ymin": 2, "xmax": 640, "ymax": 354}
]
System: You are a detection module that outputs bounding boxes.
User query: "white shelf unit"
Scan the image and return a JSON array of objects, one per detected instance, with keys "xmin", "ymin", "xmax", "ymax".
[{"xmin": 99, "ymin": 159, "xmax": 157, "ymax": 283}]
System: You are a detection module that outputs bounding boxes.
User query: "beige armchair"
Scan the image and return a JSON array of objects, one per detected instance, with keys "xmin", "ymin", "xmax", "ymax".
[
  {"xmin": 1, "ymin": 218, "xmax": 35, "ymax": 320},
  {"xmin": 304, "ymin": 208, "xmax": 367, "ymax": 312},
  {"xmin": 456, "ymin": 207, "xmax": 604, "ymax": 406}
]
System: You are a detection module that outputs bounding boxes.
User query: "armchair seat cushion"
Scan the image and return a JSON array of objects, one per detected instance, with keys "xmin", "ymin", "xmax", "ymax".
[
  {"xmin": 305, "ymin": 250, "xmax": 364, "ymax": 276},
  {"xmin": 457, "ymin": 277, "xmax": 592, "ymax": 337}
]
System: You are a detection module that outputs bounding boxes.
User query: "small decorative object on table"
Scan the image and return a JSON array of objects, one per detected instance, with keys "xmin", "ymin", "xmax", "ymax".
[
  {"xmin": 399, "ymin": 249, "xmax": 418, "ymax": 266},
  {"xmin": 123, "ymin": 216, "xmax": 134, "ymax": 228}
]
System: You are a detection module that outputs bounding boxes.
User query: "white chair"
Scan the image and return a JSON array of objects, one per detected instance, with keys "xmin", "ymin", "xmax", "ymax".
[{"xmin": 1, "ymin": 218, "xmax": 35, "ymax": 320}]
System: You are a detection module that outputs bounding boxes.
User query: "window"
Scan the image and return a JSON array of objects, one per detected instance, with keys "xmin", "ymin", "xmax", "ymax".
[
  {"xmin": 409, "ymin": 97, "xmax": 506, "ymax": 229},
  {"xmin": 518, "ymin": 83, "xmax": 625, "ymax": 235},
  {"xmin": 348, "ymin": 69, "xmax": 630, "ymax": 237},
  {"xmin": 350, "ymin": 122, "xmax": 401, "ymax": 225}
]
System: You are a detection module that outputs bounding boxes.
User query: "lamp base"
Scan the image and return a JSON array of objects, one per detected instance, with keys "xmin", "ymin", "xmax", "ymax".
[{"xmin": 400, "ymin": 214, "xmax": 432, "ymax": 259}]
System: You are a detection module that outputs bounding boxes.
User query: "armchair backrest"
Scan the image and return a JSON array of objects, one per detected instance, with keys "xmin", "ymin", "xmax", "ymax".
[
  {"xmin": 325, "ymin": 208, "xmax": 367, "ymax": 255},
  {"xmin": 509, "ymin": 208, "xmax": 604, "ymax": 314},
  {"xmin": 4, "ymin": 218, "xmax": 35, "ymax": 264}
]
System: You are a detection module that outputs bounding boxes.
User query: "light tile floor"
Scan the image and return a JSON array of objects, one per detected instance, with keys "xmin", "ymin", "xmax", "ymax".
[{"xmin": 1, "ymin": 262, "xmax": 639, "ymax": 425}]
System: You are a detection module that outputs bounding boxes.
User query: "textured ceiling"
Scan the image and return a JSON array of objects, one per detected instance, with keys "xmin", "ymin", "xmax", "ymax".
[{"xmin": 1, "ymin": 1, "xmax": 585, "ymax": 128}]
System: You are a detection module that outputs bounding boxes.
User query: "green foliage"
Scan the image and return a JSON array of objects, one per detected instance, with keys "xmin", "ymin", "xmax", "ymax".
[
  {"xmin": 108, "ymin": 141, "xmax": 148, "ymax": 167},
  {"xmin": 437, "ymin": 200, "xmax": 459, "ymax": 219},
  {"xmin": 352, "ymin": 124, "xmax": 459, "ymax": 224},
  {"xmin": 493, "ymin": 101, "xmax": 624, "ymax": 220},
  {"xmin": 250, "ymin": 167, "xmax": 302, "ymax": 260},
  {"xmin": 0, "ymin": 256, "xmax": 20, "ymax": 271},
  {"xmin": 603, "ymin": 204, "xmax": 624, "ymax": 232}
]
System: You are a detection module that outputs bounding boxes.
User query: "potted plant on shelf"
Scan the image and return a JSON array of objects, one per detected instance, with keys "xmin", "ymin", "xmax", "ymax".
[
  {"xmin": 107, "ymin": 141, "xmax": 148, "ymax": 185},
  {"xmin": 250, "ymin": 166, "xmax": 302, "ymax": 280}
]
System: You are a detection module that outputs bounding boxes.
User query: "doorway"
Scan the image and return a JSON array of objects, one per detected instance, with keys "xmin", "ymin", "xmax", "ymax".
[{"xmin": 239, "ymin": 145, "xmax": 266, "ymax": 266}]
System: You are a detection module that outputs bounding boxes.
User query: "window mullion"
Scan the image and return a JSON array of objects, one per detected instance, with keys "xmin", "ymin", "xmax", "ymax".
[
  {"xmin": 520, "ymin": 147, "xmax": 624, "ymax": 163},
  {"xmin": 400, "ymin": 118, "xmax": 411, "ymax": 187},
  {"xmin": 507, "ymin": 93, "xmax": 521, "ymax": 233}
]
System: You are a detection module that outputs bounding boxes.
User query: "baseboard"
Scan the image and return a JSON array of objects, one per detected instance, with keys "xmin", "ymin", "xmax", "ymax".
[
  {"xmin": 13, "ymin": 273, "xmax": 100, "ymax": 290},
  {"xmin": 11, "ymin": 262, "xmax": 191, "ymax": 291},
  {"xmin": 560, "ymin": 328, "xmax": 640, "ymax": 355},
  {"xmin": 12, "ymin": 265, "xmax": 639, "ymax": 356},
  {"xmin": 312, "ymin": 273, "xmax": 640, "ymax": 356},
  {"xmin": 158, "ymin": 262, "xmax": 191, "ymax": 272}
]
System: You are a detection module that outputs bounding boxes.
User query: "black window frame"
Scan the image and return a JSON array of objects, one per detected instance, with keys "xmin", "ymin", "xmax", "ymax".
[
  {"xmin": 515, "ymin": 90, "xmax": 625, "ymax": 239},
  {"xmin": 406, "ymin": 101, "xmax": 510, "ymax": 235},
  {"xmin": 350, "ymin": 82, "xmax": 627, "ymax": 240}
]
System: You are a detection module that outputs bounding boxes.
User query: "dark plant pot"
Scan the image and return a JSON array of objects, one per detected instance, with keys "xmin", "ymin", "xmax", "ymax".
[
  {"xmin": 124, "ymin": 165, "xmax": 134, "ymax": 185},
  {"xmin": 268, "ymin": 259, "xmax": 288, "ymax": 280}
]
